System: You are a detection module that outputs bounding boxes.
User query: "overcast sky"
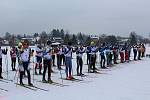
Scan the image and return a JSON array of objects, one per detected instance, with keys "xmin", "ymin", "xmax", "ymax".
[{"xmin": 0, "ymin": 0, "xmax": 150, "ymax": 37}]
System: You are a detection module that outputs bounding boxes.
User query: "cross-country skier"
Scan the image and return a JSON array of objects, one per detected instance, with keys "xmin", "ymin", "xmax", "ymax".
[
  {"xmin": 64, "ymin": 42, "xmax": 74, "ymax": 80},
  {"xmin": 109, "ymin": 46, "xmax": 113, "ymax": 66},
  {"xmin": 113, "ymin": 45, "xmax": 118, "ymax": 64},
  {"xmin": 76, "ymin": 45, "xmax": 85, "ymax": 76},
  {"xmin": 16, "ymin": 42, "xmax": 22, "ymax": 63},
  {"xmin": 60, "ymin": 46, "xmax": 65, "ymax": 66},
  {"xmin": 10, "ymin": 46, "xmax": 17, "ymax": 71},
  {"xmin": 89, "ymin": 42, "xmax": 98, "ymax": 73},
  {"xmin": 35, "ymin": 44, "xmax": 43, "ymax": 75},
  {"xmin": 141, "ymin": 44, "xmax": 145, "ymax": 57},
  {"xmin": 19, "ymin": 40, "xmax": 33, "ymax": 86},
  {"xmin": 52, "ymin": 48, "xmax": 56, "ymax": 67},
  {"xmin": 42, "ymin": 40, "xmax": 53, "ymax": 83},
  {"xmin": 86, "ymin": 46, "xmax": 90, "ymax": 65},
  {"xmin": 0, "ymin": 46, "xmax": 7, "ymax": 79},
  {"xmin": 133, "ymin": 45, "xmax": 137, "ymax": 60},
  {"xmin": 99, "ymin": 43, "xmax": 107, "ymax": 69},
  {"xmin": 137, "ymin": 44, "xmax": 142, "ymax": 60},
  {"xmin": 56, "ymin": 46, "xmax": 62, "ymax": 70},
  {"xmin": 119, "ymin": 46, "xmax": 125, "ymax": 63},
  {"xmin": 105, "ymin": 46, "xmax": 111, "ymax": 67},
  {"xmin": 128, "ymin": 45, "xmax": 131, "ymax": 61}
]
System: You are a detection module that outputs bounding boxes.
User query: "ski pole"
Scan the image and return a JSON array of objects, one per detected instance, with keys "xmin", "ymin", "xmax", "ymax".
[
  {"xmin": 5, "ymin": 55, "xmax": 9, "ymax": 80},
  {"xmin": 88, "ymin": 54, "xmax": 91, "ymax": 73},
  {"xmin": 99, "ymin": 52, "xmax": 101, "ymax": 69},
  {"xmin": 71, "ymin": 65, "xmax": 74, "ymax": 83},
  {"xmin": 32, "ymin": 57, "xmax": 35, "ymax": 83},
  {"xmin": 77, "ymin": 56, "xmax": 83, "ymax": 80},
  {"xmin": 13, "ymin": 63, "xmax": 19, "ymax": 80},
  {"xmin": 80, "ymin": 58, "xmax": 83, "ymax": 81},
  {"xmin": 58, "ymin": 56, "xmax": 63, "ymax": 84},
  {"xmin": 59, "ymin": 68, "xmax": 63, "ymax": 84},
  {"xmin": 16, "ymin": 68, "xmax": 20, "ymax": 87}
]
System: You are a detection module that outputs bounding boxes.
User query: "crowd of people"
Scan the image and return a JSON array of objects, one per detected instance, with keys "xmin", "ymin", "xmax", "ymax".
[{"xmin": 0, "ymin": 39, "xmax": 146, "ymax": 86}]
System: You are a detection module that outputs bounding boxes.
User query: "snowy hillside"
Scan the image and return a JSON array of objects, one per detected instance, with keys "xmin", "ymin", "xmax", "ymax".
[{"xmin": 0, "ymin": 45, "xmax": 150, "ymax": 100}]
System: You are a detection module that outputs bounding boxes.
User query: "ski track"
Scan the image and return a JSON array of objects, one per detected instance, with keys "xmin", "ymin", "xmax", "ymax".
[{"xmin": 0, "ymin": 46, "xmax": 150, "ymax": 100}]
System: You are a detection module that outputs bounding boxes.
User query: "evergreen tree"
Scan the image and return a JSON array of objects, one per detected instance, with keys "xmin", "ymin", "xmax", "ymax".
[
  {"xmin": 105, "ymin": 35, "xmax": 117, "ymax": 45},
  {"xmin": 56, "ymin": 29, "xmax": 60, "ymax": 37},
  {"xmin": 40, "ymin": 31, "xmax": 48, "ymax": 46},
  {"xmin": 4, "ymin": 32, "xmax": 11, "ymax": 40},
  {"xmin": 51, "ymin": 29, "xmax": 57, "ymax": 37},
  {"xmin": 77, "ymin": 32, "xmax": 84, "ymax": 44},
  {"xmin": 60, "ymin": 29, "xmax": 65, "ymax": 39},
  {"xmin": 85, "ymin": 36, "xmax": 91, "ymax": 46},
  {"xmin": 129, "ymin": 32, "xmax": 137, "ymax": 45},
  {"xmin": 71, "ymin": 34, "xmax": 78, "ymax": 45},
  {"xmin": 34, "ymin": 33, "xmax": 39, "ymax": 38},
  {"xmin": 64, "ymin": 33, "xmax": 70, "ymax": 45}
]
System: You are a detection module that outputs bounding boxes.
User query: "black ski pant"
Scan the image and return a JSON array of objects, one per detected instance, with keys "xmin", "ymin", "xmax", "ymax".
[
  {"xmin": 100, "ymin": 55, "xmax": 106, "ymax": 68},
  {"xmin": 133, "ymin": 51, "xmax": 137, "ymax": 60},
  {"xmin": 20, "ymin": 61, "xmax": 31, "ymax": 84},
  {"xmin": 52, "ymin": 55, "xmax": 55, "ymax": 66},
  {"xmin": 138, "ymin": 51, "xmax": 141, "ymax": 60},
  {"xmin": 90, "ymin": 55, "xmax": 96, "ymax": 71},
  {"xmin": 43, "ymin": 59, "xmax": 52, "ymax": 81},
  {"xmin": 11, "ymin": 57, "xmax": 16, "ymax": 70},
  {"xmin": 113, "ymin": 52, "xmax": 117, "ymax": 64},
  {"xmin": 57, "ymin": 54, "xmax": 61, "ymax": 69},
  {"xmin": 60, "ymin": 54, "xmax": 65, "ymax": 65},
  {"xmin": 142, "ymin": 52, "xmax": 145, "ymax": 57},
  {"xmin": 76, "ymin": 56, "xmax": 83, "ymax": 74},
  {"xmin": 87, "ymin": 53, "xmax": 90, "ymax": 64},
  {"xmin": 0, "ymin": 58, "xmax": 2, "ymax": 77}
]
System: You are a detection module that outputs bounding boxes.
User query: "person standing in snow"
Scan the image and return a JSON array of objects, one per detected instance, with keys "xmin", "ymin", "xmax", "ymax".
[
  {"xmin": 56, "ymin": 46, "xmax": 63, "ymax": 70},
  {"xmin": 133, "ymin": 45, "xmax": 138, "ymax": 60},
  {"xmin": 86, "ymin": 46, "xmax": 90, "ymax": 65},
  {"xmin": 76, "ymin": 45, "xmax": 85, "ymax": 76},
  {"xmin": 42, "ymin": 40, "xmax": 53, "ymax": 83},
  {"xmin": 52, "ymin": 48, "xmax": 56, "ymax": 67},
  {"xmin": 88, "ymin": 42, "xmax": 98, "ymax": 73},
  {"xmin": 137, "ymin": 44, "xmax": 142, "ymax": 60},
  {"xmin": 35, "ymin": 44, "xmax": 43, "ymax": 75},
  {"xmin": 108, "ymin": 46, "xmax": 113, "ymax": 66},
  {"xmin": 64, "ymin": 42, "xmax": 74, "ymax": 80},
  {"xmin": 19, "ymin": 40, "xmax": 33, "ymax": 86},
  {"xmin": 105, "ymin": 46, "xmax": 111, "ymax": 67},
  {"xmin": 10, "ymin": 46, "xmax": 17, "ymax": 71},
  {"xmin": 99, "ymin": 43, "xmax": 107, "ymax": 69},
  {"xmin": 0, "ymin": 46, "xmax": 8, "ymax": 79},
  {"xmin": 58, "ymin": 46, "xmax": 65, "ymax": 66},
  {"xmin": 141, "ymin": 44, "xmax": 146, "ymax": 57},
  {"xmin": 113, "ymin": 45, "xmax": 118, "ymax": 64},
  {"xmin": 119, "ymin": 46, "xmax": 125, "ymax": 63}
]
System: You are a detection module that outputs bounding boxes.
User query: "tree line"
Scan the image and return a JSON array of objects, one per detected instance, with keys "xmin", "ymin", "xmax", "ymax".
[{"xmin": 1, "ymin": 30, "xmax": 150, "ymax": 46}]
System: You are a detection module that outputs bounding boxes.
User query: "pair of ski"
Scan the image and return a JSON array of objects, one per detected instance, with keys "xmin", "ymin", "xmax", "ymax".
[
  {"xmin": 15, "ymin": 83, "xmax": 49, "ymax": 91},
  {"xmin": 0, "ymin": 87, "xmax": 8, "ymax": 92},
  {"xmin": 0, "ymin": 78, "xmax": 13, "ymax": 83},
  {"xmin": 62, "ymin": 77, "xmax": 83, "ymax": 82},
  {"xmin": 87, "ymin": 70, "xmax": 102, "ymax": 74},
  {"xmin": 0, "ymin": 79, "xmax": 9, "ymax": 83},
  {"xmin": 37, "ymin": 80, "xmax": 69, "ymax": 87},
  {"xmin": 73, "ymin": 74, "xmax": 88, "ymax": 77},
  {"xmin": 0, "ymin": 79, "xmax": 13, "ymax": 92}
]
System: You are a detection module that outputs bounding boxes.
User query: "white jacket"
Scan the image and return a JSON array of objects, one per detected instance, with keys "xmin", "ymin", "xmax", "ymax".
[{"xmin": 21, "ymin": 48, "xmax": 30, "ymax": 62}]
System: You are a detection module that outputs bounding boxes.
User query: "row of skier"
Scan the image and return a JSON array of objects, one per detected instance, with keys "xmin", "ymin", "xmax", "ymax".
[{"xmin": 0, "ymin": 40, "xmax": 146, "ymax": 86}]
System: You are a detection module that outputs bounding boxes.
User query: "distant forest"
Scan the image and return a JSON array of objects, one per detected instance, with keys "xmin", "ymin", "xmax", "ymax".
[{"xmin": 1, "ymin": 29, "xmax": 150, "ymax": 46}]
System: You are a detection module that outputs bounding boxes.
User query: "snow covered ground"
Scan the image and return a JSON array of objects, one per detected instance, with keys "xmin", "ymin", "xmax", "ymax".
[{"xmin": 0, "ymin": 45, "xmax": 150, "ymax": 100}]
